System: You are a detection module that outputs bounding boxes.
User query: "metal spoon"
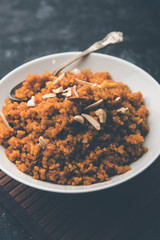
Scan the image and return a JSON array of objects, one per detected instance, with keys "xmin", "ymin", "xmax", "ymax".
[{"xmin": 9, "ymin": 31, "xmax": 123, "ymax": 102}]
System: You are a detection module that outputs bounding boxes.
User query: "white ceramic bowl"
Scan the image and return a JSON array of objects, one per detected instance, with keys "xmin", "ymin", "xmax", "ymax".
[{"xmin": 0, "ymin": 52, "xmax": 160, "ymax": 193}]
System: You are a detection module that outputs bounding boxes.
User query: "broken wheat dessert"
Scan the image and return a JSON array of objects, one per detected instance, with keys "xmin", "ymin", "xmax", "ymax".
[{"xmin": 0, "ymin": 69, "xmax": 149, "ymax": 186}]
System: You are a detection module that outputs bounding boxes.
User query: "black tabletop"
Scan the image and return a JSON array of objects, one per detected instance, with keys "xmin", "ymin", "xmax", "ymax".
[{"xmin": 0, "ymin": 0, "xmax": 160, "ymax": 239}]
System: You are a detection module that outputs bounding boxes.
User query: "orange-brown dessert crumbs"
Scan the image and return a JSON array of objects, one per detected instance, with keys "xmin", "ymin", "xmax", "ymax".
[{"xmin": 0, "ymin": 69, "xmax": 149, "ymax": 185}]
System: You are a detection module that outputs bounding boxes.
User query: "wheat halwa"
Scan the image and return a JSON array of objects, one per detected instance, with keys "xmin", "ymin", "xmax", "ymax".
[{"xmin": 0, "ymin": 69, "xmax": 149, "ymax": 185}]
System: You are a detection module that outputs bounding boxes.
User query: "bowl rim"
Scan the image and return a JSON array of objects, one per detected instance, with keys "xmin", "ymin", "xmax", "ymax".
[{"xmin": 0, "ymin": 51, "xmax": 160, "ymax": 194}]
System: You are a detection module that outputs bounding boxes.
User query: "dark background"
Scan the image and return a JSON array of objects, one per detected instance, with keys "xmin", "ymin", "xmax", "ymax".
[{"xmin": 0, "ymin": 0, "xmax": 160, "ymax": 239}]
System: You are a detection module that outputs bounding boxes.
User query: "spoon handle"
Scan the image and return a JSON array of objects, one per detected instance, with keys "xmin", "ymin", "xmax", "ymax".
[{"xmin": 52, "ymin": 31, "xmax": 123, "ymax": 76}]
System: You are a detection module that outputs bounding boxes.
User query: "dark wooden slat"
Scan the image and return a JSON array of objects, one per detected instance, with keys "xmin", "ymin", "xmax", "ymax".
[
  {"xmin": 0, "ymin": 186, "xmax": 52, "ymax": 240},
  {"xmin": 51, "ymin": 197, "xmax": 98, "ymax": 240},
  {"xmin": 50, "ymin": 216, "xmax": 74, "ymax": 239},
  {"xmin": 39, "ymin": 196, "xmax": 71, "ymax": 227},
  {"xmin": 45, "ymin": 207, "xmax": 76, "ymax": 234},
  {"xmin": 21, "ymin": 190, "xmax": 45, "ymax": 209},
  {"xmin": 41, "ymin": 198, "xmax": 74, "ymax": 232},
  {"xmin": 27, "ymin": 193, "xmax": 52, "ymax": 215},
  {"xmin": 49, "ymin": 196, "xmax": 90, "ymax": 236},
  {"xmin": 0, "ymin": 171, "xmax": 7, "ymax": 179},
  {"xmin": 51, "ymin": 211, "xmax": 82, "ymax": 240},
  {"xmin": 33, "ymin": 196, "xmax": 61, "ymax": 222},
  {"xmin": 9, "ymin": 184, "xmax": 28, "ymax": 198},
  {"xmin": 15, "ymin": 187, "xmax": 36, "ymax": 203},
  {"xmin": 0, "ymin": 175, "xmax": 12, "ymax": 186},
  {"xmin": 3, "ymin": 179, "xmax": 20, "ymax": 192}
]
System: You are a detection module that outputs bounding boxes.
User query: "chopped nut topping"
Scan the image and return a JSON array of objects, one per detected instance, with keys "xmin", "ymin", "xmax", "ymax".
[
  {"xmin": 62, "ymin": 87, "xmax": 72, "ymax": 97},
  {"xmin": 84, "ymin": 99, "xmax": 103, "ymax": 110},
  {"xmin": 81, "ymin": 113, "xmax": 100, "ymax": 130},
  {"xmin": 52, "ymin": 86, "xmax": 63, "ymax": 93},
  {"xmin": 74, "ymin": 78, "xmax": 101, "ymax": 88},
  {"xmin": 70, "ymin": 68, "xmax": 81, "ymax": 74},
  {"xmin": 115, "ymin": 97, "xmax": 121, "ymax": 102},
  {"xmin": 39, "ymin": 136, "xmax": 47, "ymax": 149},
  {"xmin": 42, "ymin": 93, "xmax": 56, "ymax": 99},
  {"xmin": 95, "ymin": 109, "xmax": 107, "ymax": 123},
  {"xmin": 27, "ymin": 96, "xmax": 35, "ymax": 107},
  {"xmin": 114, "ymin": 97, "xmax": 121, "ymax": 102},
  {"xmin": 0, "ymin": 111, "xmax": 10, "ymax": 128},
  {"xmin": 62, "ymin": 87, "xmax": 70, "ymax": 93},
  {"xmin": 91, "ymin": 83, "xmax": 101, "ymax": 88},
  {"xmin": 53, "ymin": 73, "xmax": 65, "ymax": 85},
  {"xmin": 72, "ymin": 85, "xmax": 79, "ymax": 97},
  {"xmin": 117, "ymin": 107, "xmax": 129, "ymax": 114},
  {"xmin": 73, "ymin": 115, "xmax": 84, "ymax": 124},
  {"xmin": 74, "ymin": 78, "xmax": 93, "ymax": 86}
]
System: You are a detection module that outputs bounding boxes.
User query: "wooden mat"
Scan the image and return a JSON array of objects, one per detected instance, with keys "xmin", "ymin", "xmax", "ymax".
[{"xmin": 0, "ymin": 155, "xmax": 160, "ymax": 240}]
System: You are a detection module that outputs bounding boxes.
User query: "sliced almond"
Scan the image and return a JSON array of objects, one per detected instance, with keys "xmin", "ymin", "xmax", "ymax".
[
  {"xmin": 39, "ymin": 136, "xmax": 48, "ymax": 149},
  {"xmin": 42, "ymin": 93, "xmax": 56, "ymax": 99},
  {"xmin": 91, "ymin": 83, "xmax": 101, "ymax": 88},
  {"xmin": 73, "ymin": 115, "xmax": 84, "ymax": 124},
  {"xmin": 74, "ymin": 78, "xmax": 101, "ymax": 88},
  {"xmin": 117, "ymin": 107, "xmax": 129, "ymax": 114},
  {"xmin": 84, "ymin": 99, "xmax": 103, "ymax": 110},
  {"xmin": 53, "ymin": 73, "xmax": 65, "ymax": 85},
  {"xmin": 81, "ymin": 113, "xmax": 100, "ymax": 130},
  {"xmin": 115, "ymin": 97, "xmax": 121, "ymax": 102},
  {"xmin": 70, "ymin": 68, "xmax": 81, "ymax": 74},
  {"xmin": 0, "ymin": 111, "xmax": 10, "ymax": 128},
  {"xmin": 52, "ymin": 86, "xmax": 63, "ymax": 93},
  {"xmin": 95, "ymin": 109, "xmax": 107, "ymax": 123},
  {"xmin": 62, "ymin": 87, "xmax": 71, "ymax": 93},
  {"xmin": 74, "ymin": 78, "xmax": 93, "ymax": 86},
  {"xmin": 72, "ymin": 85, "xmax": 79, "ymax": 97},
  {"xmin": 62, "ymin": 87, "xmax": 72, "ymax": 97},
  {"xmin": 27, "ymin": 96, "xmax": 35, "ymax": 107}
]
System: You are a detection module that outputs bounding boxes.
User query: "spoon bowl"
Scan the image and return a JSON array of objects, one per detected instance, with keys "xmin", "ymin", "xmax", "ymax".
[{"xmin": 9, "ymin": 82, "xmax": 26, "ymax": 102}]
